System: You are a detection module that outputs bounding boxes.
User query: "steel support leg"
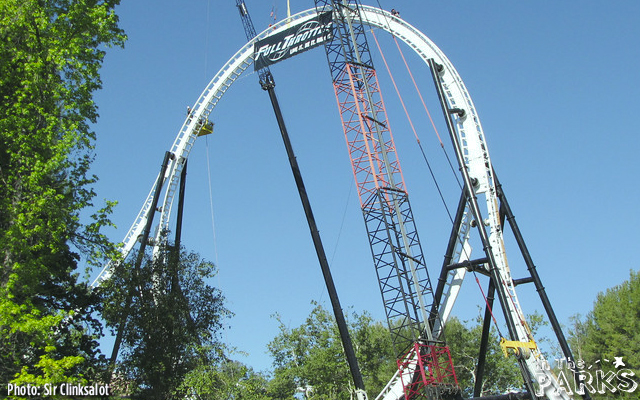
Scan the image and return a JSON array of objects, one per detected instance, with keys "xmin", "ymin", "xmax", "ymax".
[
  {"xmin": 428, "ymin": 58, "xmax": 538, "ymax": 398},
  {"xmin": 264, "ymin": 83, "xmax": 366, "ymax": 394},
  {"xmin": 110, "ymin": 151, "xmax": 173, "ymax": 366},
  {"xmin": 493, "ymin": 172, "xmax": 590, "ymax": 400},
  {"xmin": 474, "ymin": 278, "xmax": 496, "ymax": 397},
  {"xmin": 430, "ymin": 189, "xmax": 468, "ymax": 329}
]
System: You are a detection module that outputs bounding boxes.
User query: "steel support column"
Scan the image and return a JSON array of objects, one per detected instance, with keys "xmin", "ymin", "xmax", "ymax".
[
  {"xmin": 427, "ymin": 58, "xmax": 539, "ymax": 398},
  {"xmin": 429, "ymin": 189, "xmax": 467, "ymax": 329},
  {"xmin": 264, "ymin": 84, "xmax": 366, "ymax": 393},
  {"xmin": 474, "ymin": 279, "xmax": 496, "ymax": 398},
  {"xmin": 110, "ymin": 151, "xmax": 173, "ymax": 366},
  {"xmin": 235, "ymin": 1, "xmax": 366, "ymax": 393},
  {"xmin": 493, "ymin": 172, "xmax": 590, "ymax": 400}
]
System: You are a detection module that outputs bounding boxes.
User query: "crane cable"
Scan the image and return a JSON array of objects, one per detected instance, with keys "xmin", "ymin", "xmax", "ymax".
[
  {"xmin": 474, "ymin": 274, "xmax": 504, "ymax": 338},
  {"xmin": 374, "ymin": 1, "xmax": 462, "ymax": 191},
  {"xmin": 391, "ymin": 35, "xmax": 443, "ymax": 146},
  {"xmin": 370, "ymin": 5, "xmax": 506, "ymax": 340},
  {"xmin": 389, "ymin": 36, "xmax": 463, "ymax": 191},
  {"xmin": 203, "ymin": 0, "xmax": 211, "ymax": 83},
  {"xmin": 370, "ymin": 26, "xmax": 463, "ymax": 344},
  {"xmin": 202, "ymin": 0, "xmax": 227, "ymax": 348},
  {"xmin": 369, "ymin": 27, "xmax": 455, "ymax": 224},
  {"xmin": 390, "ymin": 33, "xmax": 513, "ymax": 341},
  {"xmin": 201, "ymin": 0, "xmax": 219, "ymax": 268},
  {"xmin": 204, "ymin": 136, "xmax": 219, "ymax": 267}
]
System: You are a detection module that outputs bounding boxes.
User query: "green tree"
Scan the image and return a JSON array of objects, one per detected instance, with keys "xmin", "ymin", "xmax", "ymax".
[
  {"xmin": 179, "ymin": 357, "xmax": 271, "ymax": 400},
  {"xmin": 0, "ymin": 0, "xmax": 125, "ymax": 388},
  {"xmin": 568, "ymin": 270, "xmax": 640, "ymax": 399},
  {"xmin": 102, "ymin": 245, "xmax": 231, "ymax": 399},
  {"xmin": 443, "ymin": 316, "xmax": 523, "ymax": 397},
  {"xmin": 267, "ymin": 302, "xmax": 397, "ymax": 399}
]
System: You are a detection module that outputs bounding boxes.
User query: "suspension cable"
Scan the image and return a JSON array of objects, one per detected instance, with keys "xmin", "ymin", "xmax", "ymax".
[
  {"xmin": 204, "ymin": 136, "xmax": 219, "ymax": 267},
  {"xmin": 373, "ymin": 2, "xmax": 508, "ymax": 342},
  {"xmin": 369, "ymin": 27, "xmax": 455, "ymax": 224},
  {"xmin": 474, "ymin": 273, "xmax": 504, "ymax": 338},
  {"xmin": 390, "ymin": 33, "xmax": 462, "ymax": 190},
  {"xmin": 330, "ymin": 178, "xmax": 354, "ymax": 266}
]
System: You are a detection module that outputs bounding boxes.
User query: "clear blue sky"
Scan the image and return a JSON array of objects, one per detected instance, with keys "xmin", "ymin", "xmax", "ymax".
[{"xmin": 91, "ymin": 1, "xmax": 640, "ymax": 374}]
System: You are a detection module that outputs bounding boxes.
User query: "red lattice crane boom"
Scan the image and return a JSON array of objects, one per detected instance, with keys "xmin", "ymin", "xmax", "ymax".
[{"xmin": 313, "ymin": 1, "xmax": 459, "ymax": 398}]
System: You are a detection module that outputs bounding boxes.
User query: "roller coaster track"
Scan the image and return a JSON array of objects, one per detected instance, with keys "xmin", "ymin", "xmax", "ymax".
[{"xmin": 92, "ymin": 5, "xmax": 575, "ymax": 400}]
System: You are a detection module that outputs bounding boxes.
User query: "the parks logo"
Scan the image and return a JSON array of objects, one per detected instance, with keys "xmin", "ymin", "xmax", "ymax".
[{"xmin": 536, "ymin": 357, "xmax": 638, "ymax": 396}]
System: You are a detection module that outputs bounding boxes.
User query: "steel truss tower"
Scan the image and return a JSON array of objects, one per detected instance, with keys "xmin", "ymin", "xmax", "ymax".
[
  {"xmin": 314, "ymin": 1, "xmax": 458, "ymax": 397},
  {"xmin": 315, "ymin": 0, "xmax": 434, "ymax": 353}
]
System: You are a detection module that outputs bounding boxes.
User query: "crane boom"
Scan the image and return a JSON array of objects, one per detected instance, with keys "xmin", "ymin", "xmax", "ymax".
[
  {"xmin": 313, "ymin": 1, "xmax": 459, "ymax": 398},
  {"xmin": 235, "ymin": 0, "xmax": 274, "ymax": 89},
  {"xmin": 234, "ymin": 1, "xmax": 367, "ymax": 398}
]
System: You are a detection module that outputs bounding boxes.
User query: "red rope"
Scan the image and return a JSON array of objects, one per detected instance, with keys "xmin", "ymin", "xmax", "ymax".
[
  {"xmin": 474, "ymin": 274, "xmax": 503, "ymax": 338},
  {"xmin": 391, "ymin": 36, "xmax": 444, "ymax": 147},
  {"xmin": 370, "ymin": 28, "xmax": 420, "ymax": 143},
  {"xmin": 378, "ymin": 28, "xmax": 464, "ymax": 191},
  {"xmin": 501, "ymin": 277, "xmax": 530, "ymax": 335},
  {"xmin": 370, "ymin": 27, "xmax": 459, "ymax": 221}
]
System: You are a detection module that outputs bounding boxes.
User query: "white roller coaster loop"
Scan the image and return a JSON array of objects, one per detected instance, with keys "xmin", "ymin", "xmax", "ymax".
[{"xmin": 92, "ymin": 5, "xmax": 572, "ymax": 400}]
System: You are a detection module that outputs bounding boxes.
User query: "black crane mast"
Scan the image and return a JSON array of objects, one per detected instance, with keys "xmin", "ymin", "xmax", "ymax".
[{"xmin": 234, "ymin": 1, "xmax": 368, "ymax": 398}]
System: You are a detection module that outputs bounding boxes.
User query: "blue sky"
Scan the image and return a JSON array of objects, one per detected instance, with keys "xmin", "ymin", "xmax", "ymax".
[{"xmin": 91, "ymin": 1, "xmax": 640, "ymax": 374}]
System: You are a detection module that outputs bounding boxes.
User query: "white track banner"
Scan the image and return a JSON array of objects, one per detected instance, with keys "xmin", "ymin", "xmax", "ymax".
[{"xmin": 254, "ymin": 11, "xmax": 333, "ymax": 70}]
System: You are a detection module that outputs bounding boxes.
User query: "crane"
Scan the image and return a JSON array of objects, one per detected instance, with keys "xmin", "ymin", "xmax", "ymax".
[
  {"xmin": 312, "ymin": 1, "xmax": 460, "ymax": 399},
  {"xmin": 235, "ymin": 1, "xmax": 368, "ymax": 398}
]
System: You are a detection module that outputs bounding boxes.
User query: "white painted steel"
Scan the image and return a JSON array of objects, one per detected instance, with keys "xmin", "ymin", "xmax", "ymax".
[{"xmin": 93, "ymin": 5, "xmax": 570, "ymax": 400}]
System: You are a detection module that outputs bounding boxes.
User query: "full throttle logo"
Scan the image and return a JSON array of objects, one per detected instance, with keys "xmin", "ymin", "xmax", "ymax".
[{"xmin": 254, "ymin": 12, "xmax": 333, "ymax": 70}]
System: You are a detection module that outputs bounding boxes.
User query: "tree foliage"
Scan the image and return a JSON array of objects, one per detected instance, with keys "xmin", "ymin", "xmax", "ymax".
[
  {"xmin": 568, "ymin": 270, "xmax": 640, "ymax": 399},
  {"xmin": 179, "ymin": 358, "xmax": 271, "ymax": 400},
  {"xmin": 267, "ymin": 302, "xmax": 397, "ymax": 399},
  {"xmin": 264, "ymin": 303, "xmax": 546, "ymax": 399},
  {"xmin": 443, "ymin": 316, "xmax": 523, "ymax": 397},
  {"xmin": 102, "ymin": 245, "xmax": 231, "ymax": 399},
  {"xmin": 0, "ymin": 0, "xmax": 125, "ymax": 387}
]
